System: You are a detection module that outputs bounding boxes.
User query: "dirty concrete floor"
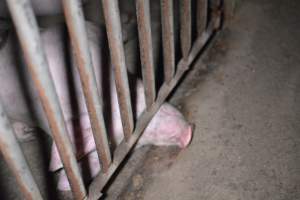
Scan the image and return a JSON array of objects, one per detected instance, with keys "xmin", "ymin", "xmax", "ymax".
[{"xmin": 110, "ymin": 0, "xmax": 300, "ymax": 199}]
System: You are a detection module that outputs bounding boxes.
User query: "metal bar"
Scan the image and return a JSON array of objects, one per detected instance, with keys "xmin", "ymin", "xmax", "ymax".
[
  {"xmin": 211, "ymin": 0, "xmax": 222, "ymax": 30},
  {"xmin": 62, "ymin": 0, "xmax": 112, "ymax": 172},
  {"xmin": 0, "ymin": 102, "xmax": 43, "ymax": 200},
  {"xmin": 197, "ymin": 0, "xmax": 208, "ymax": 35},
  {"xmin": 101, "ymin": 0, "xmax": 134, "ymax": 141},
  {"xmin": 161, "ymin": 0, "xmax": 175, "ymax": 83},
  {"xmin": 5, "ymin": 0, "xmax": 87, "ymax": 199},
  {"xmin": 136, "ymin": 0, "xmax": 156, "ymax": 109},
  {"xmin": 88, "ymin": 21, "xmax": 217, "ymax": 200},
  {"xmin": 180, "ymin": 0, "xmax": 192, "ymax": 60}
]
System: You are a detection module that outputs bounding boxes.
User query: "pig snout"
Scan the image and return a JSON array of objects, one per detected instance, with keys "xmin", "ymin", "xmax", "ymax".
[{"xmin": 137, "ymin": 103, "xmax": 193, "ymax": 149}]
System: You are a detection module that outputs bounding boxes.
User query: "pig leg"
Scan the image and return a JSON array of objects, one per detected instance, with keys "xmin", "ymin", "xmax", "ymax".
[
  {"xmin": 49, "ymin": 114, "xmax": 97, "ymax": 172},
  {"xmin": 56, "ymin": 151, "xmax": 100, "ymax": 191}
]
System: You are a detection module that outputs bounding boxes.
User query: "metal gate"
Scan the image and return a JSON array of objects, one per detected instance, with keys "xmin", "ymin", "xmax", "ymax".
[{"xmin": 0, "ymin": 0, "xmax": 223, "ymax": 199}]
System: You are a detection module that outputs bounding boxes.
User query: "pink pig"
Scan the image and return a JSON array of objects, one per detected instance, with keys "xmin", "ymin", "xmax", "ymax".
[
  {"xmin": 47, "ymin": 22, "xmax": 192, "ymax": 190},
  {"xmin": 0, "ymin": 20, "xmax": 192, "ymax": 191}
]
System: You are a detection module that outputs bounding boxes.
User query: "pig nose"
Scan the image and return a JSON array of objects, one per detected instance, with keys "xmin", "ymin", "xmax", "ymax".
[{"xmin": 179, "ymin": 124, "xmax": 193, "ymax": 148}]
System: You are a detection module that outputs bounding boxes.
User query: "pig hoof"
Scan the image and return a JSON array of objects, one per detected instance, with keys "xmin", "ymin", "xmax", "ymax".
[{"xmin": 179, "ymin": 124, "xmax": 194, "ymax": 148}]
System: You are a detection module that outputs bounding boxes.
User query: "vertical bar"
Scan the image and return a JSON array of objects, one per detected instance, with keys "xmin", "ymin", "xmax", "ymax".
[
  {"xmin": 197, "ymin": 0, "xmax": 208, "ymax": 35},
  {"xmin": 62, "ymin": 0, "xmax": 111, "ymax": 172},
  {"xmin": 211, "ymin": 0, "xmax": 222, "ymax": 29},
  {"xmin": 180, "ymin": 0, "xmax": 192, "ymax": 60},
  {"xmin": 161, "ymin": 0, "xmax": 175, "ymax": 83},
  {"xmin": 101, "ymin": 0, "xmax": 134, "ymax": 140},
  {"xmin": 5, "ymin": 0, "xmax": 87, "ymax": 199},
  {"xmin": 0, "ymin": 103, "xmax": 43, "ymax": 200},
  {"xmin": 136, "ymin": 0, "xmax": 156, "ymax": 108}
]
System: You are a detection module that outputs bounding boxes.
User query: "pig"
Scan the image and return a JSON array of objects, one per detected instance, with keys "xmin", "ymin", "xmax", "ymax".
[
  {"xmin": 0, "ymin": 21, "xmax": 192, "ymax": 191},
  {"xmin": 0, "ymin": 21, "xmax": 114, "ymax": 142},
  {"xmin": 46, "ymin": 22, "xmax": 192, "ymax": 190},
  {"xmin": 0, "ymin": 22, "xmax": 75, "ymax": 140},
  {"xmin": 1, "ymin": 0, "xmax": 159, "ymax": 76}
]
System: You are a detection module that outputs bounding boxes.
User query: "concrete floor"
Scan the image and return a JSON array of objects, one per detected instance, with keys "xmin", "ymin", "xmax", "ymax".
[{"xmin": 111, "ymin": 0, "xmax": 300, "ymax": 199}]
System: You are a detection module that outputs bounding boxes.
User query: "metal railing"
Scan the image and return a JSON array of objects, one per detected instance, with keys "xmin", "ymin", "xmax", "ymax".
[{"xmin": 0, "ymin": 0, "xmax": 223, "ymax": 199}]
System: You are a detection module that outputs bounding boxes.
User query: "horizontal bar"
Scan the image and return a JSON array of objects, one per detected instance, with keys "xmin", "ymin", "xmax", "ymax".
[
  {"xmin": 197, "ymin": 0, "xmax": 208, "ymax": 35},
  {"xmin": 0, "ymin": 102, "xmax": 43, "ymax": 200},
  {"xmin": 88, "ymin": 19, "xmax": 218, "ymax": 200},
  {"xmin": 136, "ymin": 0, "xmax": 156, "ymax": 109},
  {"xmin": 5, "ymin": 0, "xmax": 87, "ymax": 199},
  {"xmin": 62, "ymin": 0, "xmax": 112, "ymax": 173},
  {"xmin": 180, "ymin": 0, "xmax": 192, "ymax": 59},
  {"xmin": 161, "ymin": 0, "xmax": 175, "ymax": 83},
  {"xmin": 101, "ymin": 0, "xmax": 134, "ymax": 141}
]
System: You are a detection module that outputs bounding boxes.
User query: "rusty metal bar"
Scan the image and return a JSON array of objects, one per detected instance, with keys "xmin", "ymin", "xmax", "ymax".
[
  {"xmin": 62, "ymin": 0, "xmax": 112, "ymax": 173},
  {"xmin": 180, "ymin": 0, "xmax": 192, "ymax": 60},
  {"xmin": 88, "ymin": 19, "xmax": 217, "ymax": 200},
  {"xmin": 197, "ymin": 0, "xmax": 208, "ymax": 35},
  {"xmin": 5, "ymin": 0, "xmax": 87, "ymax": 199},
  {"xmin": 136, "ymin": 0, "xmax": 156, "ymax": 109},
  {"xmin": 0, "ymin": 102, "xmax": 43, "ymax": 200},
  {"xmin": 161, "ymin": 0, "xmax": 175, "ymax": 83},
  {"xmin": 101, "ymin": 0, "xmax": 134, "ymax": 141}
]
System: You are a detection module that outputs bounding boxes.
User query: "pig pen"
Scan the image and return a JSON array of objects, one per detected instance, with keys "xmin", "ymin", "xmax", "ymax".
[{"xmin": 0, "ymin": 0, "xmax": 224, "ymax": 199}]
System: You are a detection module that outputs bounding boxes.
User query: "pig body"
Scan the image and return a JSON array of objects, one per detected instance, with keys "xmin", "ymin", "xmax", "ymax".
[
  {"xmin": 0, "ymin": 22, "xmax": 106, "ymax": 138},
  {"xmin": 0, "ymin": 22, "xmax": 192, "ymax": 190},
  {"xmin": 0, "ymin": 28, "xmax": 47, "ymax": 135}
]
